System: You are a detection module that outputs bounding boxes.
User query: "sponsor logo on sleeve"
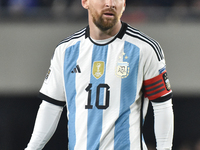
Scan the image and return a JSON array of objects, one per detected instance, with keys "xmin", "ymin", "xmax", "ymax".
[
  {"xmin": 44, "ymin": 68, "xmax": 51, "ymax": 84},
  {"xmin": 159, "ymin": 66, "xmax": 166, "ymax": 74},
  {"xmin": 163, "ymin": 72, "xmax": 171, "ymax": 91}
]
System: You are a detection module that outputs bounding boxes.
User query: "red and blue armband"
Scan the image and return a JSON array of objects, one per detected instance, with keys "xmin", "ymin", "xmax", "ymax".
[{"xmin": 143, "ymin": 71, "xmax": 172, "ymax": 102}]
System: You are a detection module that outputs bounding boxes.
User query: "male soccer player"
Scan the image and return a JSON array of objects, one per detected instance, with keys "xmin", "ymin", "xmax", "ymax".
[{"xmin": 25, "ymin": 0, "xmax": 174, "ymax": 149}]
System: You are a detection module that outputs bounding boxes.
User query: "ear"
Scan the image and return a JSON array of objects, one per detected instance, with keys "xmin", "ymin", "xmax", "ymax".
[
  {"xmin": 123, "ymin": 0, "xmax": 126, "ymax": 12},
  {"xmin": 82, "ymin": 0, "xmax": 89, "ymax": 9}
]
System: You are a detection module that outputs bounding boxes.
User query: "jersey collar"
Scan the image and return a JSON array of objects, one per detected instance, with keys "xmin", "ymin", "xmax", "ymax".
[{"xmin": 85, "ymin": 22, "xmax": 127, "ymax": 45}]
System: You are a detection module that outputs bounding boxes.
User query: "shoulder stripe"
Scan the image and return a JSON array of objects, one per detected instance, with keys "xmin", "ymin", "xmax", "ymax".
[
  {"xmin": 126, "ymin": 26, "xmax": 164, "ymax": 61},
  {"xmin": 57, "ymin": 27, "xmax": 86, "ymax": 47}
]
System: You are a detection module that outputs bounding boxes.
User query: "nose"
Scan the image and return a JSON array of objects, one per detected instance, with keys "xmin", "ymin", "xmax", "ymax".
[{"xmin": 105, "ymin": 0, "xmax": 115, "ymax": 9}]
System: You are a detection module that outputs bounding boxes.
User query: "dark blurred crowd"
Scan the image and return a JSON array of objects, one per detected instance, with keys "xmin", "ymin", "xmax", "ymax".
[
  {"xmin": 126, "ymin": 0, "xmax": 199, "ymax": 7},
  {"xmin": 0, "ymin": 0, "xmax": 199, "ymax": 8},
  {"xmin": 178, "ymin": 139, "xmax": 200, "ymax": 150},
  {"xmin": 0, "ymin": 0, "xmax": 60, "ymax": 8},
  {"xmin": 0, "ymin": 0, "xmax": 76, "ymax": 8}
]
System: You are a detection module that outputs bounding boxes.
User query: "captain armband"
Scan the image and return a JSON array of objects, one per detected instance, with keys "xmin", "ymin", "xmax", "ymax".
[{"xmin": 143, "ymin": 71, "xmax": 172, "ymax": 102}]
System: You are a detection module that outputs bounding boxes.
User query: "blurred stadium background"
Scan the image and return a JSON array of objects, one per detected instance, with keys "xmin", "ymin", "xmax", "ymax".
[{"xmin": 0, "ymin": 0, "xmax": 200, "ymax": 149}]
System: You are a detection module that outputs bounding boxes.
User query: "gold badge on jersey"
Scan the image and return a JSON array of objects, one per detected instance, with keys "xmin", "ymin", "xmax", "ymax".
[{"xmin": 92, "ymin": 61, "xmax": 104, "ymax": 79}]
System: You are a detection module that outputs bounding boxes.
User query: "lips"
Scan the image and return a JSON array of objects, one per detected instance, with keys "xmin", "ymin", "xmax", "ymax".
[
  {"xmin": 103, "ymin": 11, "xmax": 115, "ymax": 17},
  {"xmin": 102, "ymin": 8, "xmax": 115, "ymax": 16},
  {"xmin": 104, "ymin": 13, "xmax": 114, "ymax": 16}
]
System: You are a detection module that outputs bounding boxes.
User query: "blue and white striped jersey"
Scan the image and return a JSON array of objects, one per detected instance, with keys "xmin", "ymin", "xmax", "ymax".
[{"xmin": 39, "ymin": 22, "xmax": 172, "ymax": 150}]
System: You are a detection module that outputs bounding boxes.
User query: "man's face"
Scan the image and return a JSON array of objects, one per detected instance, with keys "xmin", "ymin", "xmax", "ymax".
[{"xmin": 86, "ymin": 0, "xmax": 125, "ymax": 31}]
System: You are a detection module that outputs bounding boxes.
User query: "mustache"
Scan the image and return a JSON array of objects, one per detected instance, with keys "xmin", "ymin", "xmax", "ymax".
[{"xmin": 102, "ymin": 8, "xmax": 116, "ymax": 15}]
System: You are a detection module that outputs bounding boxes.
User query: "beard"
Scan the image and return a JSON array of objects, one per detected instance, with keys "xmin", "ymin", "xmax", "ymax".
[{"xmin": 91, "ymin": 9, "xmax": 119, "ymax": 31}]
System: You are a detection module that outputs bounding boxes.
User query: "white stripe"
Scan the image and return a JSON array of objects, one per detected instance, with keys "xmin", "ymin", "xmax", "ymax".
[
  {"xmin": 74, "ymin": 39, "xmax": 93, "ymax": 150},
  {"xmin": 129, "ymin": 99, "xmax": 142, "ymax": 149},
  {"xmin": 99, "ymin": 40, "xmax": 124, "ymax": 149}
]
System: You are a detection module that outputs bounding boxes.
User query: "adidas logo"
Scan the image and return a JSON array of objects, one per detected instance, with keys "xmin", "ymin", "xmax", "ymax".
[{"xmin": 71, "ymin": 65, "xmax": 81, "ymax": 73}]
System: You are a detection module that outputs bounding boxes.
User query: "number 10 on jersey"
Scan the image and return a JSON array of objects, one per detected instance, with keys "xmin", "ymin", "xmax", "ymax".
[{"xmin": 85, "ymin": 83, "xmax": 110, "ymax": 109}]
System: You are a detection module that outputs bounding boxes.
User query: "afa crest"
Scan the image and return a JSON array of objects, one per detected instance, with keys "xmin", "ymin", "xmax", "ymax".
[
  {"xmin": 92, "ymin": 61, "xmax": 104, "ymax": 79},
  {"xmin": 116, "ymin": 62, "xmax": 129, "ymax": 78}
]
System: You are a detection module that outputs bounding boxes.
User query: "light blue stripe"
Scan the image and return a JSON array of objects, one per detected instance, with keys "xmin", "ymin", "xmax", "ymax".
[
  {"xmin": 64, "ymin": 41, "xmax": 80, "ymax": 149},
  {"xmin": 118, "ymin": 62, "xmax": 129, "ymax": 66},
  {"xmin": 114, "ymin": 41, "xmax": 140, "ymax": 149},
  {"xmin": 87, "ymin": 45, "xmax": 108, "ymax": 150}
]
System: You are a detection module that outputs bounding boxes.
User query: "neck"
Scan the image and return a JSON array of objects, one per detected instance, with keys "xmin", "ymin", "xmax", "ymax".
[{"xmin": 89, "ymin": 20, "xmax": 122, "ymax": 40}]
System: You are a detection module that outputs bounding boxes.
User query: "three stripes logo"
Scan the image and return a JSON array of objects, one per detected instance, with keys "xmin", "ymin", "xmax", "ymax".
[{"xmin": 71, "ymin": 65, "xmax": 81, "ymax": 73}]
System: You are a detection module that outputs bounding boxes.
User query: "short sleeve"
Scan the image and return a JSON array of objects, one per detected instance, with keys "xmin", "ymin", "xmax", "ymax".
[
  {"xmin": 143, "ymin": 45, "xmax": 172, "ymax": 102},
  {"xmin": 38, "ymin": 47, "xmax": 66, "ymax": 106}
]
